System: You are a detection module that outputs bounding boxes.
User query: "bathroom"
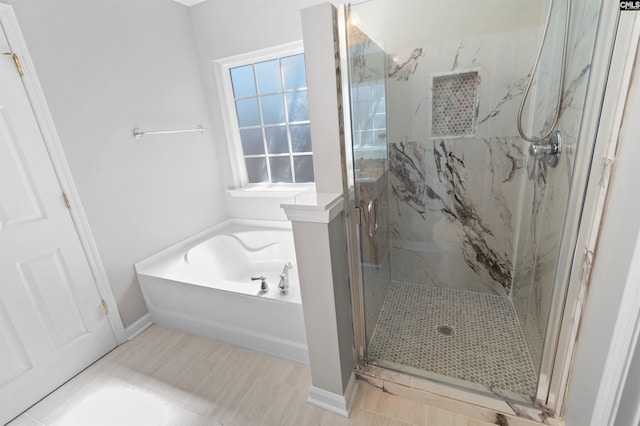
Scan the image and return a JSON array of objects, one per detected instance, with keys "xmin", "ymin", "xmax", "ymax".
[{"xmin": 0, "ymin": 0, "xmax": 639, "ymax": 425}]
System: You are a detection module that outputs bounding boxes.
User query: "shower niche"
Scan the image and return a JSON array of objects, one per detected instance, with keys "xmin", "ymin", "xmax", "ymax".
[
  {"xmin": 430, "ymin": 70, "xmax": 480, "ymax": 138},
  {"xmin": 345, "ymin": 0, "xmax": 603, "ymax": 408}
]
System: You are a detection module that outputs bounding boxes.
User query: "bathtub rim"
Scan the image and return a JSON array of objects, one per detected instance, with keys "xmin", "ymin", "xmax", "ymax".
[
  {"xmin": 134, "ymin": 218, "xmax": 300, "ymax": 303},
  {"xmin": 134, "ymin": 218, "xmax": 293, "ymax": 274}
]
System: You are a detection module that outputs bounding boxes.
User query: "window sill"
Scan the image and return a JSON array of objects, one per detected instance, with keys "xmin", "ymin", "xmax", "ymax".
[{"xmin": 227, "ymin": 184, "xmax": 316, "ymax": 199}]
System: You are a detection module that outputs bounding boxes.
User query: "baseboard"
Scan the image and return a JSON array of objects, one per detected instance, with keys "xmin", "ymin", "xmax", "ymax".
[
  {"xmin": 125, "ymin": 313, "xmax": 153, "ymax": 341},
  {"xmin": 344, "ymin": 373, "xmax": 359, "ymax": 413},
  {"xmin": 308, "ymin": 373, "xmax": 358, "ymax": 417}
]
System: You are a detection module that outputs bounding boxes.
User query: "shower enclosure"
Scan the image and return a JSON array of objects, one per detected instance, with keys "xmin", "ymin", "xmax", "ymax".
[{"xmin": 344, "ymin": 0, "xmax": 604, "ymax": 406}]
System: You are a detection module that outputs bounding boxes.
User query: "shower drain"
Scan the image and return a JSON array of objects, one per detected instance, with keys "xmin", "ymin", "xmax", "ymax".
[{"xmin": 436, "ymin": 324, "xmax": 455, "ymax": 336}]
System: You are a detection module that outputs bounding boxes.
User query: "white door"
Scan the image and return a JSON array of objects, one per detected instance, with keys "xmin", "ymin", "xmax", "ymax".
[{"xmin": 0, "ymin": 25, "xmax": 117, "ymax": 424}]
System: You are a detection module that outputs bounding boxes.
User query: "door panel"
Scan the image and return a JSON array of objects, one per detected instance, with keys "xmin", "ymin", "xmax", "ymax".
[
  {"xmin": 0, "ymin": 301, "xmax": 32, "ymax": 387},
  {"xmin": 0, "ymin": 108, "xmax": 46, "ymax": 228},
  {"xmin": 0, "ymin": 23, "xmax": 117, "ymax": 424},
  {"xmin": 18, "ymin": 249, "xmax": 90, "ymax": 350}
]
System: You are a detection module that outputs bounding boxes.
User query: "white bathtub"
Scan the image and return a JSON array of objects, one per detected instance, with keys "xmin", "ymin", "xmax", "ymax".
[{"xmin": 135, "ymin": 219, "xmax": 308, "ymax": 365}]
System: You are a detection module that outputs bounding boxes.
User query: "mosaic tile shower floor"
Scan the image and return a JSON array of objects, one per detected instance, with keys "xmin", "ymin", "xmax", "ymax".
[{"xmin": 367, "ymin": 281, "xmax": 537, "ymax": 399}]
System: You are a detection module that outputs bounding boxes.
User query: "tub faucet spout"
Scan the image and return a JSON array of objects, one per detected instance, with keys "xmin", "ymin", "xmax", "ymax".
[
  {"xmin": 279, "ymin": 262, "xmax": 293, "ymax": 295},
  {"xmin": 281, "ymin": 262, "xmax": 293, "ymax": 283}
]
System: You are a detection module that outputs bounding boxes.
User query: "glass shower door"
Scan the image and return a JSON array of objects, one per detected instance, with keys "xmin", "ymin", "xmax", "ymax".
[{"xmin": 346, "ymin": 22, "xmax": 391, "ymax": 350}]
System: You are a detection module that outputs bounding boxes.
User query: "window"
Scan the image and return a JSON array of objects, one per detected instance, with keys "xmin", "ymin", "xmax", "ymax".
[
  {"xmin": 217, "ymin": 43, "xmax": 314, "ymax": 189},
  {"xmin": 351, "ymin": 80, "xmax": 386, "ymax": 149}
]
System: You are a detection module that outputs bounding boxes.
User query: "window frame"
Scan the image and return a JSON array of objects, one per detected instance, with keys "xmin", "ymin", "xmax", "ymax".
[{"xmin": 214, "ymin": 41, "xmax": 314, "ymax": 193}]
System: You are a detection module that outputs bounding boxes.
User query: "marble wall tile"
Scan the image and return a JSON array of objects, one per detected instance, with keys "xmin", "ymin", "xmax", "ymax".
[
  {"xmin": 359, "ymin": 170, "xmax": 393, "ymax": 345},
  {"xmin": 357, "ymin": 164, "xmax": 390, "ymax": 266},
  {"xmin": 524, "ymin": 0, "xmax": 601, "ymax": 145},
  {"xmin": 384, "ymin": 27, "xmax": 537, "ymax": 295},
  {"xmin": 388, "ymin": 137, "xmax": 526, "ymax": 295},
  {"xmin": 349, "ymin": 25, "xmax": 386, "ymax": 86},
  {"xmin": 350, "ymin": 24, "xmax": 388, "ymax": 156},
  {"xmin": 510, "ymin": 0, "xmax": 602, "ymax": 374},
  {"xmin": 512, "ymin": 153, "xmax": 573, "ymax": 374},
  {"xmin": 385, "ymin": 27, "xmax": 540, "ymax": 146}
]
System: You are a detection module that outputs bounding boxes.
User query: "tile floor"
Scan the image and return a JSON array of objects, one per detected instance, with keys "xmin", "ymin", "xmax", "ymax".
[
  {"xmin": 368, "ymin": 282, "xmax": 537, "ymax": 399},
  {"xmin": 8, "ymin": 325, "xmax": 494, "ymax": 426}
]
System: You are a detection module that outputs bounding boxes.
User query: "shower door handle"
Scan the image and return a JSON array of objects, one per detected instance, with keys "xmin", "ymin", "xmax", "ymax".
[{"xmin": 367, "ymin": 196, "xmax": 379, "ymax": 238}]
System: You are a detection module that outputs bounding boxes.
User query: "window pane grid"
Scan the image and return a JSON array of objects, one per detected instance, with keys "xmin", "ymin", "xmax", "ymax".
[
  {"xmin": 238, "ymin": 121, "xmax": 310, "ymax": 131},
  {"xmin": 243, "ymin": 152, "xmax": 312, "ymax": 158},
  {"xmin": 253, "ymin": 65, "xmax": 273, "ymax": 183},
  {"xmin": 351, "ymin": 81, "xmax": 386, "ymax": 148},
  {"xmin": 233, "ymin": 87, "xmax": 308, "ymax": 101},
  {"xmin": 230, "ymin": 52, "xmax": 312, "ymax": 184},
  {"xmin": 280, "ymin": 67, "xmax": 296, "ymax": 183}
]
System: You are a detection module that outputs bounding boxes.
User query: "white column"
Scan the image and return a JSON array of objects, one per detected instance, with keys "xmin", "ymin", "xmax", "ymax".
[{"xmin": 301, "ymin": 2, "xmax": 347, "ymax": 195}]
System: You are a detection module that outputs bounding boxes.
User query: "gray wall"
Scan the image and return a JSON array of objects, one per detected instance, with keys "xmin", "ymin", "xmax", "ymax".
[
  {"xmin": 6, "ymin": 0, "xmax": 332, "ymax": 330},
  {"xmin": 6, "ymin": 0, "xmax": 227, "ymax": 328},
  {"xmin": 329, "ymin": 213, "xmax": 356, "ymax": 391},
  {"xmin": 292, "ymin": 218, "xmax": 352, "ymax": 395}
]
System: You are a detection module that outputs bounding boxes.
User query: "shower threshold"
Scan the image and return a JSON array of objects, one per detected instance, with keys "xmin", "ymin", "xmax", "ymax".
[{"xmin": 366, "ymin": 281, "xmax": 537, "ymax": 404}]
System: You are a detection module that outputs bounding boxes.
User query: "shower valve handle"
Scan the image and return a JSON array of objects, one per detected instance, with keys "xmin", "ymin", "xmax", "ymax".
[
  {"xmin": 528, "ymin": 130, "xmax": 562, "ymax": 168},
  {"xmin": 529, "ymin": 143, "xmax": 559, "ymax": 156}
]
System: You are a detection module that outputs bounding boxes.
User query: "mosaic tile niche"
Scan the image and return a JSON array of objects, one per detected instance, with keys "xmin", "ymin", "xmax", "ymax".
[{"xmin": 431, "ymin": 71, "xmax": 479, "ymax": 138}]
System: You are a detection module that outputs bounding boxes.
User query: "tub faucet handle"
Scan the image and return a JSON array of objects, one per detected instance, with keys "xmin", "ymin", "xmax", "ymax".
[
  {"xmin": 278, "ymin": 273, "xmax": 288, "ymax": 295},
  {"xmin": 251, "ymin": 276, "xmax": 268, "ymax": 294}
]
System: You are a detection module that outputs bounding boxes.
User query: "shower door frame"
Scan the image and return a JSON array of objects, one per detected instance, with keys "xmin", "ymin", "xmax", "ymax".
[
  {"xmin": 338, "ymin": 3, "xmax": 367, "ymax": 363},
  {"xmin": 340, "ymin": 1, "xmax": 638, "ymax": 421},
  {"xmin": 339, "ymin": 4, "xmax": 368, "ymax": 364}
]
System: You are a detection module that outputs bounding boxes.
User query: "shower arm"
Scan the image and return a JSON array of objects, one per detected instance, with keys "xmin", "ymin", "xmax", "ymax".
[{"xmin": 516, "ymin": 0, "xmax": 572, "ymax": 144}]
